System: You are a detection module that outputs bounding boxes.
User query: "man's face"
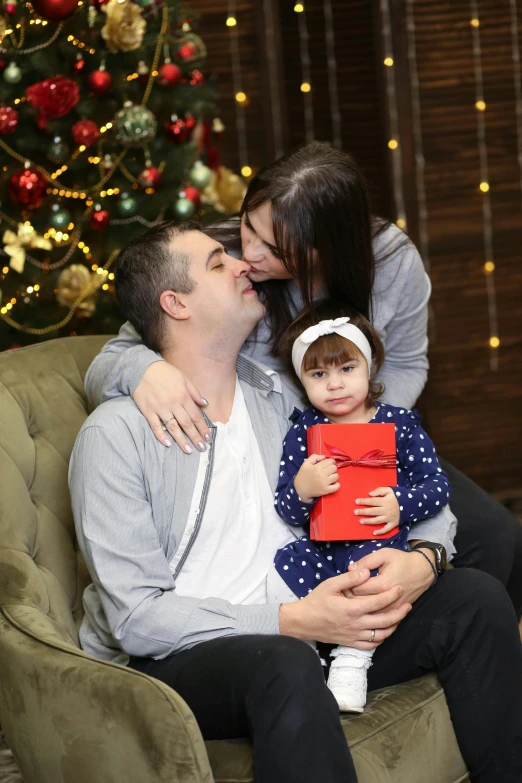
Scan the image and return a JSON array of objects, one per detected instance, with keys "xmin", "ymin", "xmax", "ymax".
[{"xmin": 174, "ymin": 230, "xmax": 265, "ymax": 342}]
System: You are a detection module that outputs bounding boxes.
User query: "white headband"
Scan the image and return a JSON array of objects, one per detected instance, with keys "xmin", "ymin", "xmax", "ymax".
[{"xmin": 291, "ymin": 317, "xmax": 373, "ymax": 381}]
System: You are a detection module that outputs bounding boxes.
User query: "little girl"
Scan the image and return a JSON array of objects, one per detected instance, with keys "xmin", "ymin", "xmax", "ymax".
[{"xmin": 270, "ymin": 302, "xmax": 450, "ymax": 713}]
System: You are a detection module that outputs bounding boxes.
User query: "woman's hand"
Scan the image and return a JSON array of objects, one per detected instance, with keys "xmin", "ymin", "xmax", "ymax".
[
  {"xmin": 348, "ymin": 547, "xmax": 435, "ymax": 608},
  {"xmin": 293, "ymin": 455, "xmax": 340, "ymax": 503},
  {"xmin": 132, "ymin": 361, "xmax": 211, "ymax": 452},
  {"xmin": 279, "ymin": 568, "xmax": 411, "ymax": 650}
]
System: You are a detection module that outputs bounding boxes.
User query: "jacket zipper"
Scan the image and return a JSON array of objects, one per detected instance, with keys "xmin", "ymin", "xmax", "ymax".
[{"xmin": 172, "ymin": 421, "xmax": 216, "ymax": 580}]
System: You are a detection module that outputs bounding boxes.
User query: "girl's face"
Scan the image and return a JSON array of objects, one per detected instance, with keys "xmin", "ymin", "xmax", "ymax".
[
  {"xmin": 300, "ymin": 354, "xmax": 370, "ymax": 421},
  {"xmin": 241, "ymin": 201, "xmax": 293, "ymax": 282}
]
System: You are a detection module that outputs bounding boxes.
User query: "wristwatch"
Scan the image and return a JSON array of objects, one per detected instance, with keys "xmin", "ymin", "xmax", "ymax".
[{"xmin": 411, "ymin": 541, "xmax": 447, "ymax": 576}]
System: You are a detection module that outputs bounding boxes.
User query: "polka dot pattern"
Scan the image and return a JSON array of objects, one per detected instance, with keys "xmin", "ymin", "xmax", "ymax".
[{"xmin": 274, "ymin": 403, "xmax": 451, "ymax": 598}]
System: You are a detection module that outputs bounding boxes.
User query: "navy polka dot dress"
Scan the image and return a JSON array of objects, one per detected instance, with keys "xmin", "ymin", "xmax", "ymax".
[{"xmin": 274, "ymin": 403, "xmax": 451, "ymax": 599}]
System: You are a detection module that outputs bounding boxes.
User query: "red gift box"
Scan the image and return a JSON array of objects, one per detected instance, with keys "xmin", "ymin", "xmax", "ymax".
[{"xmin": 307, "ymin": 422, "xmax": 399, "ymax": 541}]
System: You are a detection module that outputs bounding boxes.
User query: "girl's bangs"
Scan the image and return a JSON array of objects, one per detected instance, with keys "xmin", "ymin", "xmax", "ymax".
[{"xmin": 302, "ymin": 334, "xmax": 364, "ymax": 372}]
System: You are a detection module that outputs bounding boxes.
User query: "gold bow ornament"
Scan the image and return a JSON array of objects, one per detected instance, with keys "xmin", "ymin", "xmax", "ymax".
[{"xmin": 2, "ymin": 223, "xmax": 52, "ymax": 274}]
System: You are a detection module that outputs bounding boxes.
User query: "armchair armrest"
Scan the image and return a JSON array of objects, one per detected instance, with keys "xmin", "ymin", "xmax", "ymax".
[{"xmin": 0, "ymin": 606, "xmax": 214, "ymax": 783}]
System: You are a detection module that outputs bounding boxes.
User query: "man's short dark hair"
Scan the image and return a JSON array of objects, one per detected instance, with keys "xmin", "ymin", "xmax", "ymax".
[{"xmin": 115, "ymin": 220, "xmax": 201, "ymax": 352}]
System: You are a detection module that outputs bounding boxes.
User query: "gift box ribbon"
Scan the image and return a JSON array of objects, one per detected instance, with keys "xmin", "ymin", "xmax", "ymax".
[{"xmin": 325, "ymin": 444, "xmax": 396, "ymax": 469}]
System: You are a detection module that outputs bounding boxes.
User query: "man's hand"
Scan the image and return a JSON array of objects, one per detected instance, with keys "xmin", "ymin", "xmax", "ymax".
[
  {"xmin": 348, "ymin": 547, "xmax": 435, "ymax": 608},
  {"xmin": 293, "ymin": 454, "xmax": 340, "ymax": 503},
  {"xmin": 133, "ymin": 361, "xmax": 210, "ymax": 452},
  {"xmin": 354, "ymin": 486, "xmax": 400, "ymax": 536},
  {"xmin": 279, "ymin": 568, "xmax": 412, "ymax": 650}
]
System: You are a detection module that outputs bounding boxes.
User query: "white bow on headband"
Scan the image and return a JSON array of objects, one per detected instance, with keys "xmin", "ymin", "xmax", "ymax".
[{"xmin": 291, "ymin": 317, "xmax": 373, "ymax": 381}]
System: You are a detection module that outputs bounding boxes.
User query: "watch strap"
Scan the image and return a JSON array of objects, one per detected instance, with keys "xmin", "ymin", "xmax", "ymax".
[{"xmin": 410, "ymin": 548, "xmax": 438, "ymax": 585}]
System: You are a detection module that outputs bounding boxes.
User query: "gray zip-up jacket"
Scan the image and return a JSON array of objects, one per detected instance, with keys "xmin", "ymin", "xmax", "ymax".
[{"xmin": 70, "ymin": 354, "xmax": 456, "ymax": 666}]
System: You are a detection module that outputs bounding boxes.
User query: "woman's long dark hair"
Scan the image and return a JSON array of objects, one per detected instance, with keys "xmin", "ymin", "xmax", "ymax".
[{"xmin": 207, "ymin": 141, "xmax": 403, "ymax": 357}]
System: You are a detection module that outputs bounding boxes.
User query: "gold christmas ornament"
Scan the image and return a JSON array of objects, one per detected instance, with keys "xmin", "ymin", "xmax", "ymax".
[
  {"xmin": 2, "ymin": 223, "xmax": 52, "ymax": 274},
  {"xmin": 201, "ymin": 165, "xmax": 247, "ymax": 214},
  {"xmin": 101, "ymin": 0, "xmax": 146, "ymax": 54},
  {"xmin": 56, "ymin": 263, "xmax": 102, "ymax": 317}
]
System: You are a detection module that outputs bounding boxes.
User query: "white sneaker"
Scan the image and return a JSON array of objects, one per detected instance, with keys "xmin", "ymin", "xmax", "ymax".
[{"xmin": 327, "ymin": 655, "xmax": 371, "ymax": 713}]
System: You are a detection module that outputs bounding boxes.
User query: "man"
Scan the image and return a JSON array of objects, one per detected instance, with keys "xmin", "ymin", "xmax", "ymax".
[{"xmin": 70, "ymin": 221, "xmax": 522, "ymax": 783}]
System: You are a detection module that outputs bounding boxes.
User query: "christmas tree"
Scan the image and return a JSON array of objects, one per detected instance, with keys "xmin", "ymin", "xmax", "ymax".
[{"xmin": 0, "ymin": 0, "xmax": 244, "ymax": 350}]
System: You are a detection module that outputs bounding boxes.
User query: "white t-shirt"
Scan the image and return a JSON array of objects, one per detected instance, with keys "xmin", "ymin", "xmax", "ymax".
[{"xmin": 172, "ymin": 378, "xmax": 296, "ymax": 605}]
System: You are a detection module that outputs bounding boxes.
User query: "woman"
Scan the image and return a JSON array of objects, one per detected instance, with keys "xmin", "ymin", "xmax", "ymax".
[{"xmin": 85, "ymin": 141, "xmax": 522, "ymax": 616}]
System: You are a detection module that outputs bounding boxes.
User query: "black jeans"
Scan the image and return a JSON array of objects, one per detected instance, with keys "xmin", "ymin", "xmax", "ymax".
[
  {"xmin": 441, "ymin": 458, "xmax": 522, "ymax": 617},
  {"xmin": 130, "ymin": 569, "xmax": 522, "ymax": 783}
]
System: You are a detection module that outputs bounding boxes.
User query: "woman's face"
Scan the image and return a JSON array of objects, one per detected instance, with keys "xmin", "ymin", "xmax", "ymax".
[{"xmin": 241, "ymin": 201, "xmax": 293, "ymax": 282}]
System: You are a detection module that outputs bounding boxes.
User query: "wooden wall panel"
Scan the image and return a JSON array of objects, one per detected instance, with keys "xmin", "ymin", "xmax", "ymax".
[
  {"xmin": 195, "ymin": 0, "xmax": 521, "ymax": 493},
  {"xmin": 399, "ymin": 1, "xmax": 522, "ymax": 491}
]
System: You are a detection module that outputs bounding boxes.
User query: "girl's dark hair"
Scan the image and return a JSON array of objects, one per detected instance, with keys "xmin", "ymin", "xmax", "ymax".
[
  {"xmin": 241, "ymin": 141, "xmax": 399, "ymax": 356},
  {"xmin": 280, "ymin": 300, "xmax": 385, "ymax": 409}
]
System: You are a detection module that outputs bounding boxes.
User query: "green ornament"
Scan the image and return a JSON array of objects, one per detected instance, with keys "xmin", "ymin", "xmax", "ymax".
[
  {"xmin": 188, "ymin": 161, "xmax": 212, "ymax": 190},
  {"xmin": 47, "ymin": 137, "xmax": 70, "ymax": 165},
  {"xmin": 114, "ymin": 102, "xmax": 157, "ymax": 148},
  {"xmin": 117, "ymin": 194, "xmax": 138, "ymax": 217},
  {"xmin": 3, "ymin": 62, "xmax": 22, "ymax": 84},
  {"xmin": 173, "ymin": 32, "xmax": 207, "ymax": 70},
  {"xmin": 174, "ymin": 196, "xmax": 196, "ymax": 219},
  {"xmin": 49, "ymin": 204, "xmax": 71, "ymax": 230}
]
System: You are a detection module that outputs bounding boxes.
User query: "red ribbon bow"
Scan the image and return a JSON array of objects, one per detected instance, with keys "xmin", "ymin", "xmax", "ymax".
[{"xmin": 325, "ymin": 444, "xmax": 396, "ymax": 469}]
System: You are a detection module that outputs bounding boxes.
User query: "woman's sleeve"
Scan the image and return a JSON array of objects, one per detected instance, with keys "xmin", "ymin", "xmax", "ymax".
[
  {"xmin": 84, "ymin": 321, "xmax": 163, "ymax": 409},
  {"xmin": 375, "ymin": 242, "xmax": 431, "ymax": 409}
]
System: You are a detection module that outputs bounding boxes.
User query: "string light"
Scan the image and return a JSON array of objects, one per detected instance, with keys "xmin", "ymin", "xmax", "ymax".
[
  {"xmin": 509, "ymin": 0, "xmax": 522, "ymax": 213},
  {"xmin": 226, "ymin": 16, "xmax": 236, "ymax": 26},
  {"xmin": 380, "ymin": 0, "xmax": 407, "ymax": 231},
  {"xmin": 296, "ymin": 2, "xmax": 314, "ymax": 142},
  {"xmin": 475, "ymin": 100, "xmax": 486, "ymax": 111},
  {"xmin": 241, "ymin": 165, "xmax": 252, "ymax": 177},
  {"xmin": 227, "ymin": 1, "xmax": 250, "ymax": 173},
  {"xmin": 322, "ymin": 0, "xmax": 342, "ymax": 149},
  {"xmin": 470, "ymin": 1, "xmax": 499, "ymax": 369},
  {"xmin": 262, "ymin": 0, "xmax": 284, "ymax": 156},
  {"xmin": 294, "ymin": 3, "xmax": 304, "ymax": 11}
]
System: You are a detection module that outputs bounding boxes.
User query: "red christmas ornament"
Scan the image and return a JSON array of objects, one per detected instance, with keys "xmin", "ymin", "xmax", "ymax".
[
  {"xmin": 87, "ymin": 68, "xmax": 112, "ymax": 95},
  {"xmin": 0, "ymin": 59, "xmax": 8, "ymax": 73},
  {"xmin": 188, "ymin": 69, "xmax": 204, "ymax": 86},
  {"xmin": 0, "ymin": 106, "xmax": 19, "ymax": 135},
  {"xmin": 178, "ymin": 42, "xmax": 196, "ymax": 61},
  {"xmin": 164, "ymin": 116, "xmax": 193, "ymax": 143},
  {"xmin": 158, "ymin": 62, "xmax": 182, "ymax": 87},
  {"xmin": 138, "ymin": 165, "xmax": 162, "ymax": 188},
  {"xmin": 31, "ymin": 0, "xmax": 79, "ymax": 21},
  {"xmin": 72, "ymin": 119, "xmax": 100, "ymax": 148},
  {"xmin": 90, "ymin": 207, "xmax": 110, "ymax": 229},
  {"xmin": 5, "ymin": 1, "xmax": 17, "ymax": 13},
  {"xmin": 183, "ymin": 186, "xmax": 201, "ymax": 208},
  {"xmin": 73, "ymin": 56, "xmax": 86, "ymax": 75},
  {"xmin": 26, "ymin": 75, "xmax": 80, "ymax": 119},
  {"xmin": 9, "ymin": 166, "xmax": 47, "ymax": 209}
]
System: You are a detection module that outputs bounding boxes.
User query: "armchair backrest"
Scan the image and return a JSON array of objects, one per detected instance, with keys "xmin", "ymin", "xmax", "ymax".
[{"xmin": 0, "ymin": 336, "xmax": 111, "ymax": 648}]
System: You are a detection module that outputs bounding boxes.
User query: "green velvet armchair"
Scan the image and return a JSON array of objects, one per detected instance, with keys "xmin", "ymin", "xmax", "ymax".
[{"xmin": 0, "ymin": 336, "xmax": 468, "ymax": 783}]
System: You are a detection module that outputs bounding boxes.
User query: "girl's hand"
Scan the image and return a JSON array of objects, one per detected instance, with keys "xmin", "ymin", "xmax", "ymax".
[
  {"xmin": 293, "ymin": 454, "xmax": 340, "ymax": 503},
  {"xmin": 354, "ymin": 486, "xmax": 400, "ymax": 536},
  {"xmin": 132, "ymin": 361, "xmax": 211, "ymax": 452}
]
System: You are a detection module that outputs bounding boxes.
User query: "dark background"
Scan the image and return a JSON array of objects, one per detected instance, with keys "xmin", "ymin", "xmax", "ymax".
[{"xmin": 195, "ymin": 0, "xmax": 522, "ymax": 497}]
